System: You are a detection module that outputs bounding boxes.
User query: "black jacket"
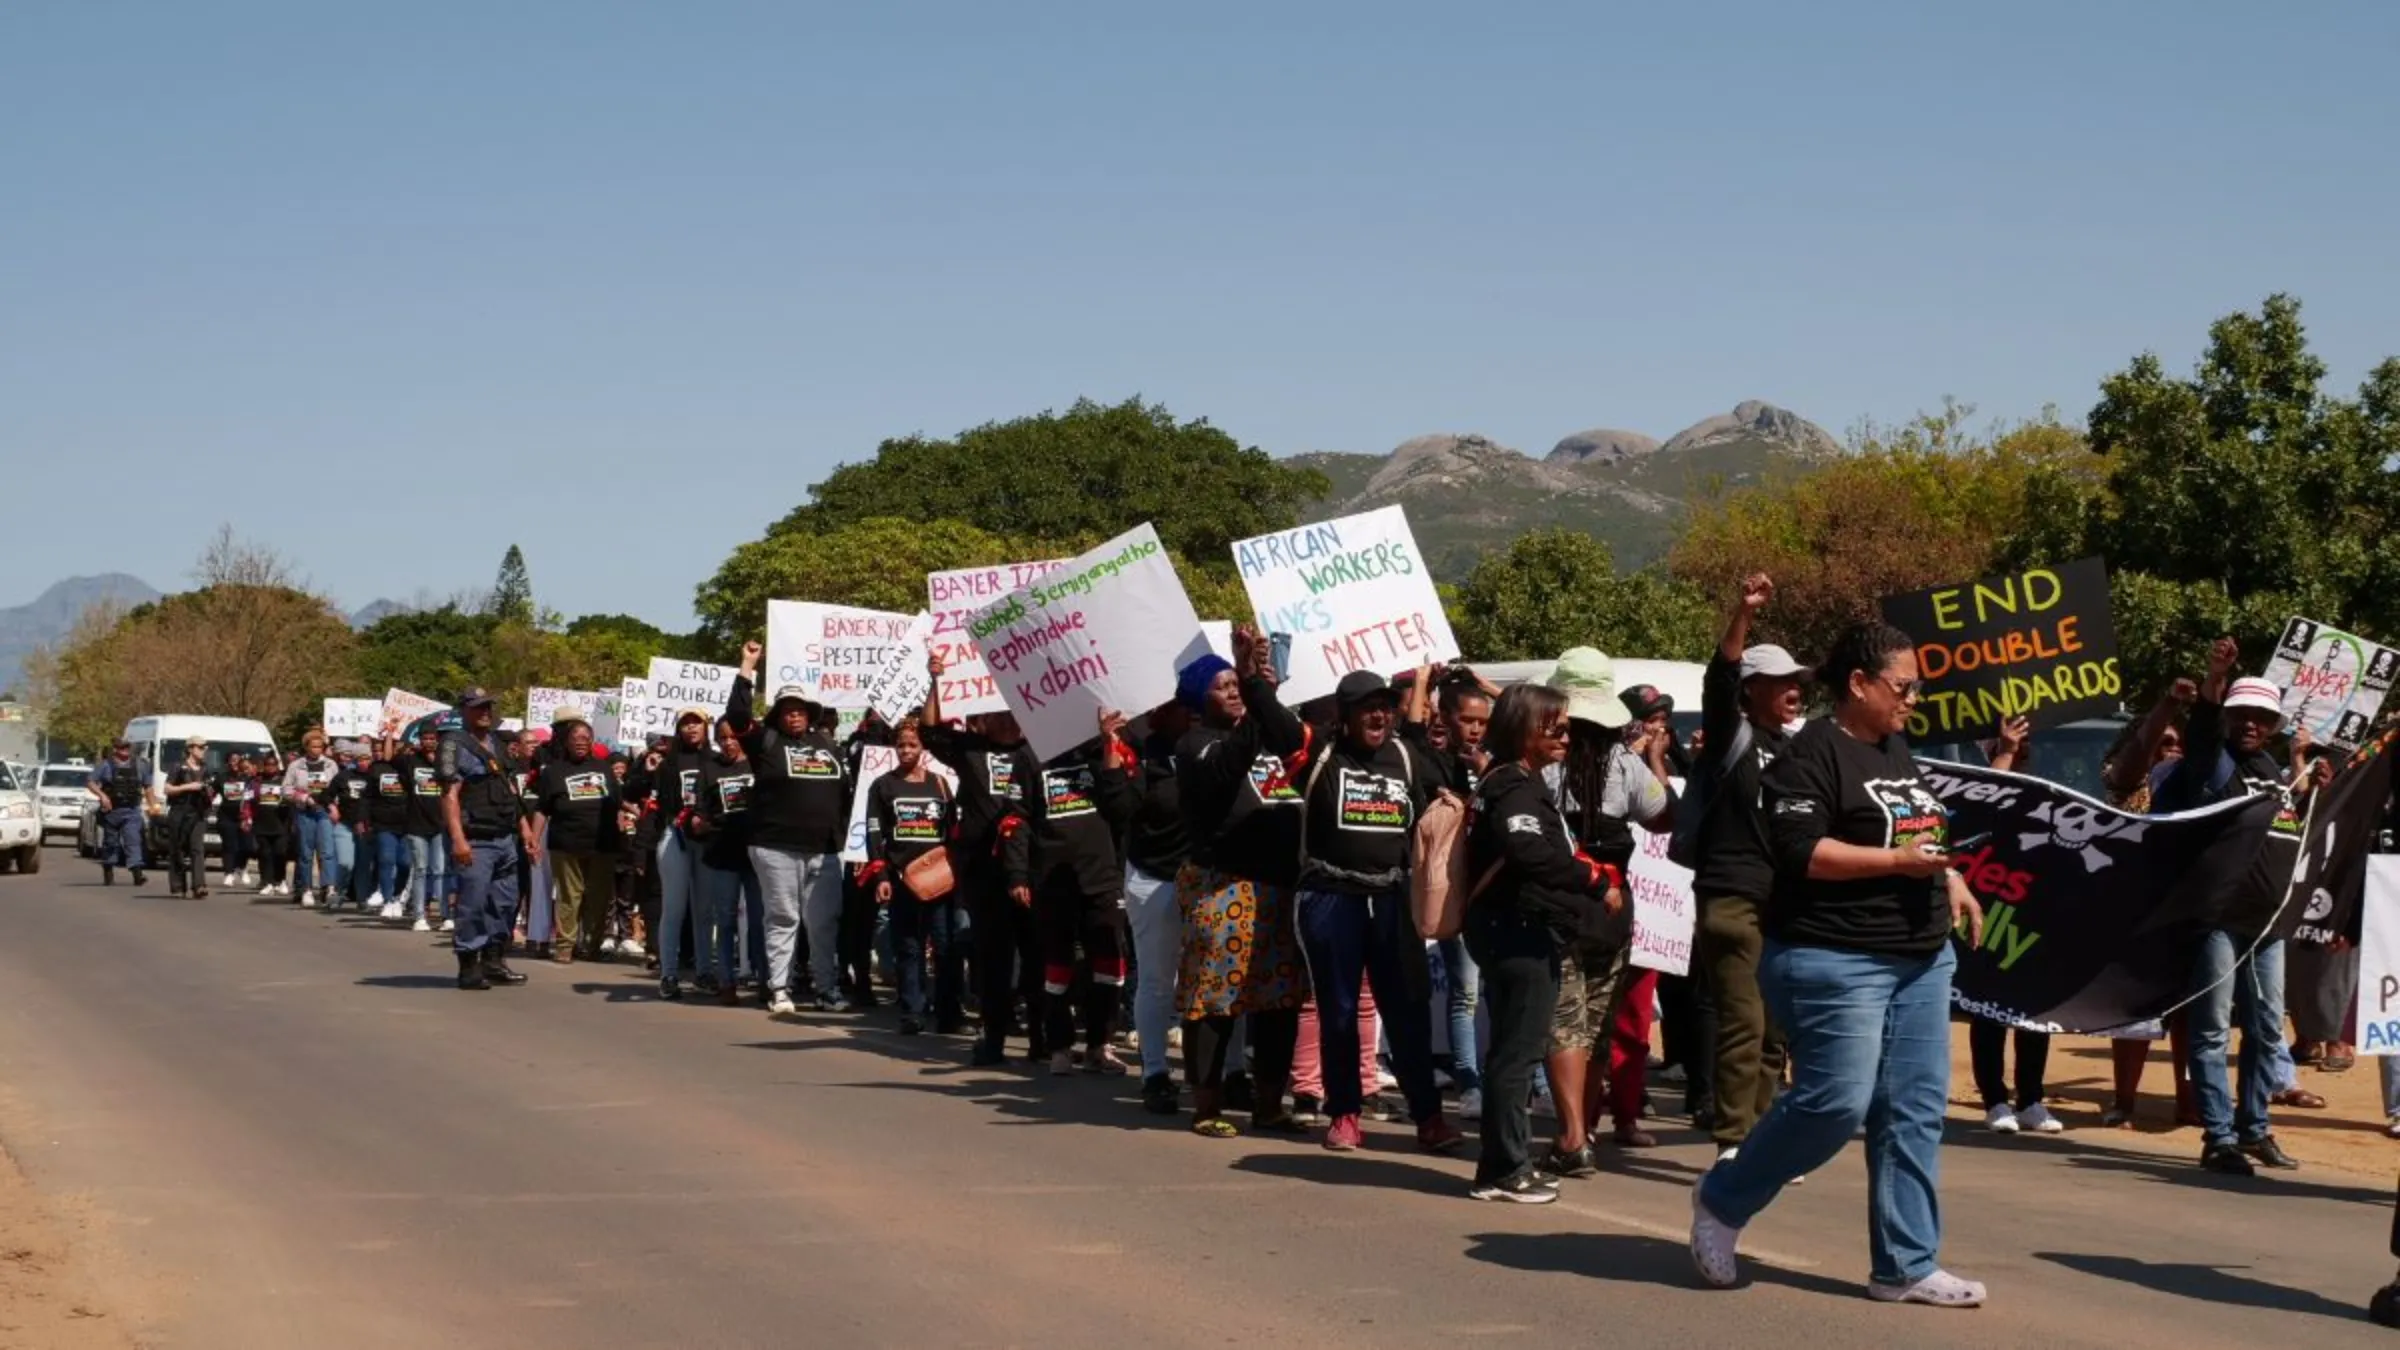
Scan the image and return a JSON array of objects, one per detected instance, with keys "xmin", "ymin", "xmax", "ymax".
[
  {"xmin": 1177, "ymin": 675, "xmax": 1308, "ymax": 887},
  {"xmin": 1095, "ymin": 729, "xmax": 1187, "ymax": 881},
  {"xmin": 1002, "ymin": 743, "xmax": 1121, "ymax": 897},
  {"xmin": 1467, "ymin": 761, "xmax": 1612, "ymax": 950}
]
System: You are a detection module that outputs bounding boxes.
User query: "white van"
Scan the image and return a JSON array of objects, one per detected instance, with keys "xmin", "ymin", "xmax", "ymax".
[{"xmin": 78, "ymin": 715, "xmax": 281, "ymax": 858}]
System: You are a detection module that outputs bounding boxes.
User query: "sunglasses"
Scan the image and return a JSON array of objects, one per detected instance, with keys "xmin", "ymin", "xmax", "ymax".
[{"xmin": 1871, "ymin": 674, "xmax": 1924, "ymax": 701}]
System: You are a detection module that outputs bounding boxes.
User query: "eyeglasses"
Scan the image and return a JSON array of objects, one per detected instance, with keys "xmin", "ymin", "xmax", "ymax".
[
  {"xmin": 1874, "ymin": 675, "xmax": 1924, "ymax": 702},
  {"xmin": 1535, "ymin": 722, "xmax": 1571, "ymax": 741}
]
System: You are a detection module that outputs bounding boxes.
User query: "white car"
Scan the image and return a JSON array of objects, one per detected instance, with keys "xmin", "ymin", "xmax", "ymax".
[
  {"xmin": 0, "ymin": 761, "xmax": 40, "ymax": 874},
  {"xmin": 33, "ymin": 760, "xmax": 91, "ymax": 844}
]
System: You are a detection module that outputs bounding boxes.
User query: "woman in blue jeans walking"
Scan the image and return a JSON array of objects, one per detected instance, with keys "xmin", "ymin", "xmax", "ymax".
[{"xmin": 1690, "ymin": 620, "xmax": 1987, "ymax": 1307}]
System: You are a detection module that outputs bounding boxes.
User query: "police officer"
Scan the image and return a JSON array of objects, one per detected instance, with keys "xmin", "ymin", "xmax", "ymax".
[
  {"xmin": 88, "ymin": 737, "xmax": 155, "ymax": 887},
  {"xmin": 441, "ymin": 688, "xmax": 531, "ymax": 992}
]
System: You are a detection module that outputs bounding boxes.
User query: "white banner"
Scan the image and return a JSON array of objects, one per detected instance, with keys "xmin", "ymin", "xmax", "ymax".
[
  {"xmin": 764, "ymin": 601, "xmax": 916, "ymax": 710},
  {"xmin": 380, "ymin": 688, "xmax": 449, "ymax": 736},
  {"xmin": 863, "ymin": 611, "xmax": 937, "ymax": 724},
  {"xmin": 1231, "ymin": 505, "xmax": 1460, "ymax": 705},
  {"xmin": 1627, "ymin": 814, "xmax": 1695, "ymax": 977},
  {"xmin": 927, "ymin": 558, "xmax": 1068, "ymax": 717},
  {"xmin": 647, "ymin": 657, "xmax": 738, "ymax": 719},
  {"xmin": 526, "ymin": 686, "xmax": 603, "ymax": 730},
  {"xmin": 322, "ymin": 697, "xmax": 382, "ymax": 739},
  {"xmin": 840, "ymin": 744, "xmax": 958, "ymax": 863},
  {"xmin": 969, "ymin": 524, "xmax": 1208, "ymax": 761},
  {"xmin": 2357, "ymin": 857, "xmax": 2400, "ymax": 1055},
  {"xmin": 613, "ymin": 677, "xmax": 663, "ymax": 748}
]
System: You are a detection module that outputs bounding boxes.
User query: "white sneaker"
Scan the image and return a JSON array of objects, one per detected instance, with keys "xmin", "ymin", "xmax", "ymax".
[
  {"xmin": 1689, "ymin": 1186, "xmax": 1742, "ymax": 1289},
  {"xmin": 768, "ymin": 990, "xmax": 798, "ymax": 1016},
  {"xmin": 1868, "ymin": 1269, "xmax": 1987, "ymax": 1307},
  {"xmin": 299, "ymin": 889, "xmax": 316, "ymax": 908},
  {"xmin": 439, "ymin": 918, "xmax": 455, "ymax": 933},
  {"xmin": 365, "ymin": 890, "xmax": 386, "ymax": 909},
  {"xmin": 620, "ymin": 939, "xmax": 644, "ymax": 958},
  {"xmin": 2015, "ymin": 1102, "xmax": 2063, "ymax": 1135},
  {"xmin": 1458, "ymin": 1088, "xmax": 1484, "ymax": 1121},
  {"xmin": 1715, "ymin": 1145, "xmax": 1740, "ymax": 1166},
  {"xmin": 241, "ymin": 868, "xmax": 257, "ymax": 887},
  {"xmin": 601, "ymin": 937, "xmax": 620, "ymax": 954},
  {"xmin": 379, "ymin": 901, "xmax": 404, "ymax": 920},
  {"xmin": 411, "ymin": 917, "xmax": 432, "ymax": 933},
  {"xmin": 1984, "ymin": 1104, "xmax": 2020, "ymax": 1134},
  {"xmin": 1377, "ymin": 1066, "xmax": 1400, "ymax": 1090},
  {"xmin": 220, "ymin": 872, "xmax": 237, "ymax": 889}
]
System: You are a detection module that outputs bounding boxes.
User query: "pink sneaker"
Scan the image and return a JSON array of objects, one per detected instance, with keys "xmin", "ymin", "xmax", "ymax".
[
  {"xmin": 1323, "ymin": 1115, "xmax": 1364, "ymax": 1151},
  {"xmin": 1417, "ymin": 1116, "xmax": 1465, "ymax": 1154}
]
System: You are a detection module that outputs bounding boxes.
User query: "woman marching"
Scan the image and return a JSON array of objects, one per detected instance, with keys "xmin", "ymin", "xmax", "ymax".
[
  {"xmin": 1173, "ymin": 625, "xmax": 1309, "ymax": 1138},
  {"xmin": 1006, "ymin": 710, "xmax": 1131, "ymax": 1075},
  {"xmin": 1691, "ymin": 620, "xmax": 1987, "ymax": 1306},
  {"xmin": 863, "ymin": 716, "xmax": 961, "ymax": 1036}
]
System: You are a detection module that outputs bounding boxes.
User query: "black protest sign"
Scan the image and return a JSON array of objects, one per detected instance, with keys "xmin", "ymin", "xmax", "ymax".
[
  {"xmin": 1882, "ymin": 557, "xmax": 2120, "ymax": 748},
  {"xmin": 1920, "ymin": 758, "xmax": 2276, "ymax": 1034}
]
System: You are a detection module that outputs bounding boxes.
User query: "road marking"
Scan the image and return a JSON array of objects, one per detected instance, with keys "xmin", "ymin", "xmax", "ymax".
[{"xmin": 524, "ymin": 1099, "xmax": 652, "ymax": 1112}]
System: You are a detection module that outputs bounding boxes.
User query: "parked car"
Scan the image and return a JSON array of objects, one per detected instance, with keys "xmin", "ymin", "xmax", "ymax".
[
  {"xmin": 76, "ymin": 715, "xmax": 280, "ymax": 859},
  {"xmin": 0, "ymin": 761, "xmax": 40, "ymax": 874},
  {"xmin": 1914, "ymin": 715, "xmax": 2129, "ymax": 800},
  {"xmin": 34, "ymin": 760, "xmax": 91, "ymax": 844}
]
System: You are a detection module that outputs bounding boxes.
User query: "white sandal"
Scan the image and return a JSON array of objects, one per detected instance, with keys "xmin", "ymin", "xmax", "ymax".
[{"xmin": 1868, "ymin": 1270, "xmax": 1986, "ymax": 1307}]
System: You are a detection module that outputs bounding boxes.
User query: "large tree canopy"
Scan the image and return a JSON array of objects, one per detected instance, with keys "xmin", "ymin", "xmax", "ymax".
[
  {"xmin": 695, "ymin": 517, "xmax": 1039, "ymax": 656},
  {"xmin": 769, "ymin": 396, "xmax": 1327, "ymax": 568},
  {"xmin": 1454, "ymin": 529, "xmax": 1714, "ymax": 663}
]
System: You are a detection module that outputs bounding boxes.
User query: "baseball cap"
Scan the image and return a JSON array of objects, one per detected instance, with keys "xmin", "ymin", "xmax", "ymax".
[
  {"xmin": 1549, "ymin": 648, "xmax": 1630, "ymax": 729},
  {"xmin": 1335, "ymin": 671, "xmax": 1397, "ymax": 706},
  {"xmin": 457, "ymin": 686, "xmax": 495, "ymax": 708},
  {"xmin": 1620, "ymin": 683, "xmax": 1674, "ymax": 722},
  {"xmin": 675, "ymin": 707, "xmax": 710, "ymax": 727},
  {"xmin": 2223, "ymin": 677, "xmax": 2284, "ymax": 717},
  {"xmin": 1739, "ymin": 645, "xmax": 1809, "ymax": 683}
]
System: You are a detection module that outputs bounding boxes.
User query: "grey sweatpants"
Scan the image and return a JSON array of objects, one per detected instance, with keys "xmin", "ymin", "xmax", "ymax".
[{"xmin": 749, "ymin": 845, "xmax": 843, "ymax": 995}]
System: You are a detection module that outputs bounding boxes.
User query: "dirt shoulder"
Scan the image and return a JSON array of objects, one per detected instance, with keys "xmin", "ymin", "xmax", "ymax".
[{"xmin": 0, "ymin": 1136, "xmax": 133, "ymax": 1350}]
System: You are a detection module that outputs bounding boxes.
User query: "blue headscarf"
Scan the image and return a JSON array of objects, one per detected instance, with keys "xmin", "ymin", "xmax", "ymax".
[{"xmin": 1176, "ymin": 654, "xmax": 1234, "ymax": 712}]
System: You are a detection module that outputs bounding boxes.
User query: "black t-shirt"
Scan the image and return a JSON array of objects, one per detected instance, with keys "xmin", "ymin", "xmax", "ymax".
[
  {"xmin": 399, "ymin": 753, "xmax": 446, "ymax": 835},
  {"xmin": 1177, "ymin": 676, "xmax": 1307, "ymax": 887},
  {"xmin": 165, "ymin": 763, "xmax": 211, "ymax": 816},
  {"xmin": 1762, "ymin": 717, "xmax": 1951, "ymax": 957},
  {"xmin": 332, "ymin": 767, "xmax": 373, "ymax": 828},
  {"xmin": 250, "ymin": 775, "xmax": 291, "ymax": 834},
  {"xmin": 368, "ymin": 759, "xmax": 411, "ymax": 830},
  {"xmin": 1095, "ymin": 729, "xmax": 1188, "ymax": 881},
  {"xmin": 537, "ymin": 754, "xmax": 620, "ymax": 854},
  {"xmin": 1692, "ymin": 653, "xmax": 1794, "ymax": 903},
  {"xmin": 1002, "ymin": 747, "xmax": 1120, "ymax": 897},
  {"xmin": 746, "ymin": 729, "xmax": 850, "ymax": 854},
  {"xmin": 867, "ymin": 772, "xmax": 952, "ymax": 876},
  {"xmin": 212, "ymin": 771, "xmax": 248, "ymax": 819},
  {"xmin": 1298, "ymin": 733, "xmax": 1444, "ymax": 894},
  {"xmin": 694, "ymin": 754, "xmax": 756, "ymax": 871},
  {"xmin": 919, "ymin": 724, "xmax": 1026, "ymax": 862}
]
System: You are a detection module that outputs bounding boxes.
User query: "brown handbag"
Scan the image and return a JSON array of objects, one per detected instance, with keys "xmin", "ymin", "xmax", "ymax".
[{"xmin": 897, "ymin": 773, "xmax": 956, "ymax": 902}]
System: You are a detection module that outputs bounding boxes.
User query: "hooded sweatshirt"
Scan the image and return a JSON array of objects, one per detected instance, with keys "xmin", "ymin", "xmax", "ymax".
[{"xmin": 1002, "ymin": 742, "xmax": 1121, "ymax": 898}]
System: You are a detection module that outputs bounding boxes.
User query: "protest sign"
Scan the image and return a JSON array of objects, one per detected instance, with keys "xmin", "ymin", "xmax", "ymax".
[
  {"xmin": 525, "ymin": 686, "xmax": 603, "ymax": 730},
  {"xmin": 380, "ymin": 688, "xmax": 449, "ymax": 737},
  {"xmin": 1201, "ymin": 620, "xmax": 1234, "ymax": 661},
  {"xmin": 648, "ymin": 657, "xmax": 737, "ymax": 715},
  {"xmin": 765, "ymin": 601, "xmax": 918, "ymax": 710},
  {"xmin": 1881, "ymin": 557, "xmax": 2120, "ymax": 748},
  {"xmin": 612, "ymin": 677, "xmax": 657, "ymax": 748},
  {"xmin": 2262, "ymin": 617, "xmax": 2400, "ymax": 752},
  {"xmin": 1231, "ymin": 506, "xmax": 1459, "ymax": 705},
  {"xmin": 591, "ymin": 688, "xmax": 629, "ymax": 750},
  {"xmin": 2278, "ymin": 736, "xmax": 2396, "ymax": 947},
  {"xmin": 1923, "ymin": 758, "xmax": 2277, "ymax": 1033},
  {"xmin": 2358, "ymin": 858, "xmax": 2400, "ymax": 1054},
  {"xmin": 927, "ymin": 558, "xmax": 1069, "ymax": 717},
  {"xmin": 839, "ymin": 744, "xmax": 959, "ymax": 862},
  {"xmin": 861, "ymin": 611, "xmax": 937, "ymax": 724},
  {"xmin": 968, "ymin": 524, "xmax": 1207, "ymax": 761},
  {"xmin": 1627, "ymin": 814, "xmax": 1694, "ymax": 977},
  {"xmin": 322, "ymin": 698, "xmax": 382, "ymax": 739}
]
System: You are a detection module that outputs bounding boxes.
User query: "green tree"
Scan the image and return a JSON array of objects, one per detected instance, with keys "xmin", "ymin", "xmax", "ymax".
[
  {"xmin": 487, "ymin": 545, "xmax": 534, "ymax": 625},
  {"xmin": 356, "ymin": 606, "xmax": 498, "ymax": 702},
  {"xmin": 694, "ymin": 517, "xmax": 1039, "ymax": 657},
  {"xmin": 1453, "ymin": 529, "xmax": 1716, "ymax": 662},
  {"xmin": 770, "ymin": 397, "xmax": 1328, "ymax": 567},
  {"xmin": 2082, "ymin": 294, "xmax": 2400, "ymax": 694}
]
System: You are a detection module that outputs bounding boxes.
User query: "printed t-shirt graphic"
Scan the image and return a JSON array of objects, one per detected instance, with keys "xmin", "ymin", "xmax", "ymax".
[
  {"xmin": 1247, "ymin": 755, "xmax": 1301, "ymax": 807},
  {"xmin": 1336, "ymin": 767, "xmax": 1409, "ymax": 833},
  {"xmin": 716, "ymin": 773, "xmax": 753, "ymax": 813},
  {"xmin": 411, "ymin": 766, "xmax": 441, "ymax": 797},
  {"xmin": 564, "ymin": 770, "xmax": 608, "ymax": 802},
  {"xmin": 1043, "ymin": 764, "xmax": 1098, "ymax": 818},
  {"xmin": 377, "ymin": 770, "xmax": 405, "ymax": 799},
  {"xmin": 891, "ymin": 797, "xmax": 944, "ymax": 842},
  {"xmin": 782, "ymin": 744, "xmax": 843, "ymax": 779},
  {"xmin": 988, "ymin": 753, "xmax": 1021, "ymax": 803}
]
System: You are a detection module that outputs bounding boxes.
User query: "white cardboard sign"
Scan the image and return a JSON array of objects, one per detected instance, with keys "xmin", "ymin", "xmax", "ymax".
[
  {"xmin": 322, "ymin": 698, "xmax": 383, "ymax": 739},
  {"xmin": 839, "ymin": 744, "xmax": 958, "ymax": 863},
  {"xmin": 1231, "ymin": 505, "xmax": 1460, "ymax": 705},
  {"xmin": 2356, "ymin": 857, "xmax": 2400, "ymax": 1055},
  {"xmin": 526, "ymin": 686, "xmax": 603, "ymax": 730},
  {"xmin": 2262, "ymin": 617, "xmax": 2400, "ymax": 752},
  {"xmin": 1627, "ymin": 812, "xmax": 1696, "ymax": 977},
  {"xmin": 765, "ymin": 601, "xmax": 916, "ymax": 710},
  {"xmin": 927, "ymin": 558, "xmax": 1068, "ymax": 717},
  {"xmin": 967, "ymin": 524, "xmax": 1208, "ymax": 761},
  {"xmin": 626, "ymin": 659, "xmax": 736, "ymax": 742},
  {"xmin": 380, "ymin": 688, "xmax": 449, "ymax": 736},
  {"xmin": 862, "ymin": 611, "xmax": 937, "ymax": 724}
]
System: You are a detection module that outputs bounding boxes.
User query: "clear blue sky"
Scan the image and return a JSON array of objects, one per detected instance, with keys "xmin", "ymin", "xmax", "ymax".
[{"xmin": 6, "ymin": 1, "xmax": 2395, "ymax": 630}]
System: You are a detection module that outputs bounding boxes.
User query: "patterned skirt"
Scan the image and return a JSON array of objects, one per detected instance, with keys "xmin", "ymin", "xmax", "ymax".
[{"xmin": 1176, "ymin": 864, "xmax": 1305, "ymax": 1020}]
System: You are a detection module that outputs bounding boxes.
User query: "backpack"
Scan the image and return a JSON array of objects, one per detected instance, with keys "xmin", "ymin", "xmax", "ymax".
[
  {"xmin": 1666, "ymin": 719, "xmax": 1754, "ymax": 870},
  {"xmin": 1411, "ymin": 788, "xmax": 1500, "ymax": 941}
]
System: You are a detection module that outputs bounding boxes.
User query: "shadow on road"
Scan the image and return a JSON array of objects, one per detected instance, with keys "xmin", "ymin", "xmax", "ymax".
[
  {"xmin": 1464, "ymin": 1230, "xmax": 1859, "ymax": 1299},
  {"xmin": 356, "ymin": 974, "xmax": 465, "ymax": 990},
  {"xmin": 1945, "ymin": 1128, "xmax": 2393, "ymax": 1206},
  {"xmin": 2036, "ymin": 1251, "xmax": 2368, "ymax": 1321},
  {"xmin": 1229, "ymin": 1151, "xmax": 1462, "ymax": 1198}
]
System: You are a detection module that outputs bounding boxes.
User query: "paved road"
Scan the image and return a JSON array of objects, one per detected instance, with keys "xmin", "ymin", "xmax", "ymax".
[{"xmin": 0, "ymin": 862, "xmax": 2390, "ymax": 1349}]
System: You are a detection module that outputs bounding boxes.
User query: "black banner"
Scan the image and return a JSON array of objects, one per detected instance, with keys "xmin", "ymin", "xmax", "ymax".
[
  {"xmin": 1882, "ymin": 557, "xmax": 2120, "ymax": 748},
  {"xmin": 2281, "ymin": 734, "xmax": 2398, "ymax": 947},
  {"xmin": 1919, "ymin": 758, "xmax": 2278, "ymax": 1033}
]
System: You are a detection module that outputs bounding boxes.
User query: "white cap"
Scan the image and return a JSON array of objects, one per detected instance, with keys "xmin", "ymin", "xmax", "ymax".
[
  {"xmin": 1740, "ymin": 644, "xmax": 1808, "ymax": 683},
  {"xmin": 2223, "ymin": 677, "xmax": 2283, "ymax": 717}
]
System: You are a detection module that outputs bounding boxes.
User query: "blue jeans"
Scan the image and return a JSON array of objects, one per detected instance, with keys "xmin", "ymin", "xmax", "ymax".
[
  {"xmin": 375, "ymin": 830, "xmax": 410, "ymax": 905},
  {"xmin": 454, "ymin": 838, "xmax": 518, "ymax": 954},
  {"xmin": 1295, "ymin": 889, "xmax": 1441, "ymax": 1123},
  {"xmin": 293, "ymin": 810, "xmax": 334, "ymax": 892},
  {"xmin": 1125, "ymin": 865, "xmax": 1181, "ymax": 1079},
  {"xmin": 888, "ymin": 890, "xmax": 964, "ymax": 1021},
  {"xmin": 1700, "ymin": 941, "xmax": 1956, "ymax": 1287},
  {"xmin": 1438, "ymin": 937, "xmax": 1482, "ymax": 1092},
  {"xmin": 2184, "ymin": 931, "xmax": 2284, "ymax": 1148},
  {"xmin": 699, "ymin": 862, "xmax": 759, "ymax": 988},
  {"xmin": 406, "ymin": 833, "xmax": 450, "ymax": 920},
  {"xmin": 331, "ymin": 827, "xmax": 358, "ymax": 901},
  {"xmin": 100, "ymin": 807, "xmax": 146, "ymax": 869}
]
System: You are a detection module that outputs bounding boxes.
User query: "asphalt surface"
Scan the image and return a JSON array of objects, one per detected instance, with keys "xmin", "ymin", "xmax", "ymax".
[{"xmin": 0, "ymin": 858, "xmax": 2392, "ymax": 1349}]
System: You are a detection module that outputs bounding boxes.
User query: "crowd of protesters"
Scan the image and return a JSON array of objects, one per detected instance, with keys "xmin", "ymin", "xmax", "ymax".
[{"xmin": 84, "ymin": 571, "xmax": 2400, "ymax": 1313}]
